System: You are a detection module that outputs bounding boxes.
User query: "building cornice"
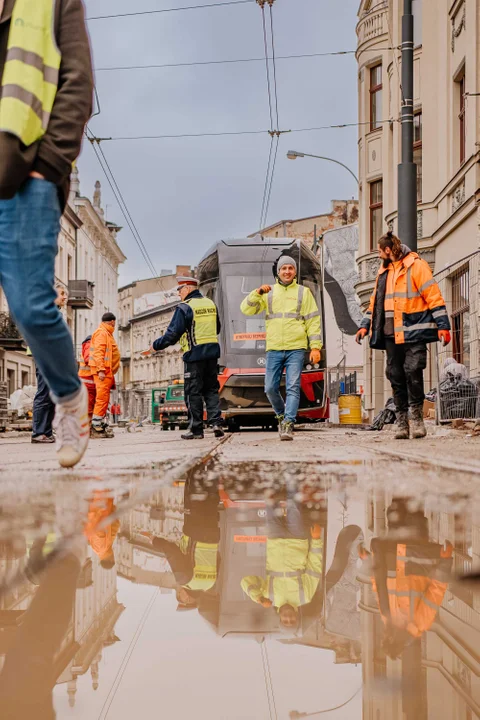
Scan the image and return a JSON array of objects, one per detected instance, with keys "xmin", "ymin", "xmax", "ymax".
[{"xmin": 130, "ymin": 301, "xmax": 179, "ymax": 323}]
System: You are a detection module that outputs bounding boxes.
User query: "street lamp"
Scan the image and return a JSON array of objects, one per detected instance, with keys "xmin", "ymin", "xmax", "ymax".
[{"xmin": 286, "ymin": 150, "xmax": 359, "ymax": 185}]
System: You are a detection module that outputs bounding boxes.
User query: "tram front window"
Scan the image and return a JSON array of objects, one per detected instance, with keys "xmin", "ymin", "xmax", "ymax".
[{"xmin": 224, "ymin": 273, "xmax": 267, "ymax": 354}]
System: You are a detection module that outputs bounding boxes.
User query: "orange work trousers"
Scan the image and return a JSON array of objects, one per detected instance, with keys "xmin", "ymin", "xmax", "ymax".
[
  {"xmin": 92, "ymin": 375, "xmax": 114, "ymax": 420},
  {"xmin": 80, "ymin": 377, "xmax": 97, "ymax": 420}
]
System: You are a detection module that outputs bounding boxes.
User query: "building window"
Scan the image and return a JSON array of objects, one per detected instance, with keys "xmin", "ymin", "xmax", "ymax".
[
  {"xmin": 451, "ymin": 266, "xmax": 470, "ymax": 367},
  {"xmin": 413, "ymin": 112, "xmax": 422, "ymax": 202},
  {"xmin": 21, "ymin": 371, "xmax": 29, "ymax": 388},
  {"xmin": 369, "ymin": 179, "xmax": 383, "ymax": 251},
  {"xmin": 370, "ymin": 65, "xmax": 383, "ymax": 131},
  {"xmin": 457, "ymin": 71, "xmax": 466, "ymax": 164}
]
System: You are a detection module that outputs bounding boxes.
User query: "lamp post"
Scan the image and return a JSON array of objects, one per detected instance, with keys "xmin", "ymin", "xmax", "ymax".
[
  {"xmin": 398, "ymin": 0, "xmax": 417, "ymax": 251},
  {"xmin": 286, "ymin": 150, "xmax": 359, "ymax": 185}
]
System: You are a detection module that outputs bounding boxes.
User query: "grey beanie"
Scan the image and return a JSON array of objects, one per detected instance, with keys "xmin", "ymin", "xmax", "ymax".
[{"xmin": 277, "ymin": 256, "xmax": 297, "ymax": 274}]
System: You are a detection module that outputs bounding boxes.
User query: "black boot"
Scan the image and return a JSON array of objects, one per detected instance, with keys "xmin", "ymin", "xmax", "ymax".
[
  {"xmin": 410, "ymin": 405, "xmax": 426, "ymax": 439},
  {"xmin": 212, "ymin": 425, "xmax": 225, "ymax": 438},
  {"xmin": 394, "ymin": 411, "xmax": 410, "ymax": 440},
  {"xmin": 181, "ymin": 431, "xmax": 204, "ymax": 440}
]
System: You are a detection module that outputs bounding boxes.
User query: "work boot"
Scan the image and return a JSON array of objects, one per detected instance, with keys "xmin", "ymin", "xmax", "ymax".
[
  {"xmin": 276, "ymin": 415, "xmax": 284, "ymax": 438},
  {"xmin": 394, "ymin": 411, "xmax": 410, "ymax": 440},
  {"xmin": 181, "ymin": 431, "xmax": 204, "ymax": 440},
  {"xmin": 53, "ymin": 384, "xmax": 90, "ymax": 468},
  {"xmin": 280, "ymin": 421, "xmax": 294, "ymax": 441},
  {"xmin": 410, "ymin": 405, "xmax": 427, "ymax": 439},
  {"xmin": 90, "ymin": 424, "xmax": 110, "ymax": 439},
  {"xmin": 31, "ymin": 434, "xmax": 55, "ymax": 444},
  {"xmin": 212, "ymin": 425, "xmax": 225, "ymax": 438}
]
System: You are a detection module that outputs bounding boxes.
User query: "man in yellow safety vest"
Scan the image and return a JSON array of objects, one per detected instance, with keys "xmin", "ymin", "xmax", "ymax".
[{"xmin": 0, "ymin": 0, "xmax": 93, "ymax": 467}]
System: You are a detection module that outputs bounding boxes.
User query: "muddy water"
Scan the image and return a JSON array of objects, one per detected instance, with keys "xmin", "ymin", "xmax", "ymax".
[{"xmin": 0, "ymin": 459, "xmax": 478, "ymax": 719}]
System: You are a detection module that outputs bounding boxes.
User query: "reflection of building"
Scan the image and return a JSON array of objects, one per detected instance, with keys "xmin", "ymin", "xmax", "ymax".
[
  {"xmin": 117, "ymin": 266, "xmax": 192, "ymax": 418},
  {"xmin": 356, "ymin": 0, "xmax": 480, "ymax": 416},
  {"xmin": 360, "ymin": 490, "xmax": 480, "ymax": 718}
]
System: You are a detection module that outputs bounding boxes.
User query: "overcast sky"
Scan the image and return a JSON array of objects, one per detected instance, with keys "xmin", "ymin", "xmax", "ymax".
[{"xmin": 81, "ymin": 0, "xmax": 360, "ymax": 285}]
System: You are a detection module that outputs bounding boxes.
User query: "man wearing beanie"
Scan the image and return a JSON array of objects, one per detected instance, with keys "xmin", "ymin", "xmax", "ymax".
[
  {"xmin": 241, "ymin": 255, "xmax": 322, "ymax": 440},
  {"xmin": 89, "ymin": 313, "xmax": 120, "ymax": 438}
]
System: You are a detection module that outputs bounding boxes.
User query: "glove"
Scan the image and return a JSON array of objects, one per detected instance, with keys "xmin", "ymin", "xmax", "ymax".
[
  {"xmin": 356, "ymin": 328, "xmax": 368, "ymax": 345},
  {"xmin": 310, "ymin": 524, "xmax": 322, "ymax": 539},
  {"xmin": 438, "ymin": 330, "xmax": 451, "ymax": 346},
  {"xmin": 309, "ymin": 349, "xmax": 321, "ymax": 365},
  {"xmin": 256, "ymin": 284, "xmax": 271, "ymax": 295},
  {"xmin": 260, "ymin": 597, "xmax": 272, "ymax": 608}
]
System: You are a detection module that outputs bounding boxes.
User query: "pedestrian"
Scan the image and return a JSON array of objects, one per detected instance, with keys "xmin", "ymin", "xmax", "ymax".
[
  {"xmin": 84, "ymin": 490, "xmax": 120, "ymax": 570},
  {"xmin": 89, "ymin": 313, "xmax": 120, "ymax": 438},
  {"xmin": 143, "ymin": 277, "xmax": 224, "ymax": 440},
  {"xmin": 31, "ymin": 283, "xmax": 68, "ymax": 444},
  {"xmin": 111, "ymin": 401, "xmax": 121, "ymax": 424},
  {"xmin": 78, "ymin": 334, "xmax": 96, "ymax": 422},
  {"xmin": 240, "ymin": 255, "xmax": 322, "ymax": 440},
  {"xmin": 0, "ymin": 0, "xmax": 93, "ymax": 467},
  {"xmin": 356, "ymin": 231, "xmax": 451, "ymax": 439}
]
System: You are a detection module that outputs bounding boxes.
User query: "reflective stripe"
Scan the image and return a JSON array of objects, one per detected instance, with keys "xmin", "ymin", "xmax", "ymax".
[
  {"xmin": 296, "ymin": 285, "xmax": 305, "ymax": 315},
  {"xmin": 419, "ymin": 278, "xmax": 435, "ymax": 293},
  {"xmin": 284, "ymin": 312, "xmax": 301, "ymax": 319},
  {"xmin": 397, "ymin": 556, "xmax": 441, "ymax": 565},
  {"xmin": 247, "ymin": 584, "xmax": 261, "ymax": 595},
  {"xmin": 304, "ymin": 310, "xmax": 321, "ymax": 320},
  {"xmin": 309, "ymin": 547, "xmax": 323, "ymax": 554},
  {"xmin": 432, "ymin": 308, "xmax": 448, "ymax": 318},
  {"xmin": 306, "ymin": 570, "xmax": 322, "ymax": 578},
  {"xmin": 6, "ymin": 47, "xmax": 59, "ymax": 85},
  {"xmin": 247, "ymin": 298, "xmax": 260, "ymax": 309},
  {"xmin": 385, "ymin": 311, "xmax": 394, "ymax": 318},
  {"xmin": 267, "ymin": 292, "xmax": 273, "ymax": 316},
  {"xmin": 269, "ymin": 570, "xmax": 302, "ymax": 578},
  {"xmin": 387, "ymin": 587, "xmax": 441, "ymax": 609},
  {"xmin": 395, "ymin": 322, "xmax": 437, "ymax": 332},
  {"xmin": 298, "ymin": 575, "xmax": 306, "ymax": 605},
  {"xmin": 386, "ymin": 292, "xmax": 408, "ymax": 299},
  {"xmin": 266, "ymin": 313, "xmax": 283, "ymax": 320},
  {"xmin": 308, "ymin": 334, "xmax": 322, "ymax": 341},
  {"xmin": 0, "ymin": 84, "xmax": 49, "ymax": 125},
  {"xmin": 407, "ymin": 267, "xmax": 421, "ymax": 299},
  {"xmin": 268, "ymin": 575, "xmax": 273, "ymax": 599}
]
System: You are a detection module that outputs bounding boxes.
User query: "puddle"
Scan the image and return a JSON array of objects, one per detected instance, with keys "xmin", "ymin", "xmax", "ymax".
[{"xmin": 0, "ymin": 460, "xmax": 479, "ymax": 719}]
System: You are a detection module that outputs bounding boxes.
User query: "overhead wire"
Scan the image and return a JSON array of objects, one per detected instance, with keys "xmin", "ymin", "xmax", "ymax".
[
  {"xmin": 87, "ymin": 0, "xmax": 255, "ymax": 21},
  {"xmin": 85, "ymin": 127, "xmax": 159, "ymax": 278},
  {"xmin": 269, "ymin": 4, "xmax": 280, "ymax": 130}
]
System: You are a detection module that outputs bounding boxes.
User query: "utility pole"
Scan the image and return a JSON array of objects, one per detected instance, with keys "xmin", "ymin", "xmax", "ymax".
[{"xmin": 398, "ymin": 0, "xmax": 417, "ymax": 251}]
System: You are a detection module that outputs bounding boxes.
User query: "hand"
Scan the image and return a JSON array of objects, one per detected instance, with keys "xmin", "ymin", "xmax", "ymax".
[
  {"xmin": 356, "ymin": 328, "xmax": 368, "ymax": 345},
  {"xmin": 98, "ymin": 371, "xmax": 106, "ymax": 381},
  {"xmin": 256, "ymin": 284, "xmax": 271, "ymax": 295},
  {"xmin": 141, "ymin": 346, "xmax": 154, "ymax": 356},
  {"xmin": 309, "ymin": 349, "xmax": 321, "ymax": 365},
  {"xmin": 260, "ymin": 597, "xmax": 272, "ymax": 608},
  {"xmin": 29, "ymin": 171, "xmax": 45, "ymax": 179},
  {"xmin": 438, "ymin": 330, "xmax": 451, "ymax": 346},
  {"xmin": 310, "ymin": 524, "xmax": 322, "ymax": 539}
]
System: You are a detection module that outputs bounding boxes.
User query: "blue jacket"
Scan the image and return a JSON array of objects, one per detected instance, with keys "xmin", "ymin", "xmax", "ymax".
[{"xmin": 152, "ymin": 289, "xmax": 221, "ymax": 362}]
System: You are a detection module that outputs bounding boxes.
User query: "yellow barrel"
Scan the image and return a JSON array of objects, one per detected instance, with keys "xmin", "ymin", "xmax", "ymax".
[{"xmin": 338, "ymin": 394, "xmax": 362, "ymax": 425}]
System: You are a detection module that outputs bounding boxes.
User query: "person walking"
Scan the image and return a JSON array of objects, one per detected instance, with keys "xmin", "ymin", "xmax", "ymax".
[
  {"xmin": 0, "ymin": 0, "xmax": 93, "ymax": 467},
  {"xmin": 89, "ymin": 313, "xmax": 120, "ymax": 438},
  {"xmin": 31, "ymin": 283, "xmax": 69, "ymax": 444},
  {"xmin": 240, "ymin": 256, "xmax": 322, "ymax": 440},
  {"xmin": 78, "ymin": 334, "xmax": 96, "ymax": 421},
  {"xmin": 356, "ymin": 231, "xmax": 451, "ymax": 439},
  {"xmin": 111, "ymin": 401, "xmax": 121, "ymax": 424},
  {"xmin": 143, "ymin": 277, "xmax": 224, "ymax": 440}
]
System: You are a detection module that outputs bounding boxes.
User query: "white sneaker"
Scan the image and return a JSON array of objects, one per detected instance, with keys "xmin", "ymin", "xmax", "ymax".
[{"xmin": 53, "ymin": 384, "xmax": 90, "ymax": 468}]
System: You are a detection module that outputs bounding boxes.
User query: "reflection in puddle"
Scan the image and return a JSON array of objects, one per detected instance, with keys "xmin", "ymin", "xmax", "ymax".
[{"xmin": 0, "ymin": 462, "xmax": 478, "ymax": 718}]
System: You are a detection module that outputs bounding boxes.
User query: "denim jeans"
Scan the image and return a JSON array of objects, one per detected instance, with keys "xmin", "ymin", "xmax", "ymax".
[
  {"xmin": 265, "ymin": 349, "xmax": 305, "ymax": 424},
  {"xmin": 32, "ymin": 368, "xmax": 55, "ymax": 438},
  {"xmin": 0, "ymin": 179, "xmax": 81, "ymax": 402}
]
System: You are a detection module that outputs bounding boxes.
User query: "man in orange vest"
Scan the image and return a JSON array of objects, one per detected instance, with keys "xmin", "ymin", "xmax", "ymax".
[
  {"xmin": 84, "ymin": 491, "xmax": 120, "ymax": 570},
  {"xmin": 89, "ymin": 313, "xmax": 120, "ymax": 438},
  {"xmin": 357, "ymin": 231, "xmax": 451, "ymax": 439}
]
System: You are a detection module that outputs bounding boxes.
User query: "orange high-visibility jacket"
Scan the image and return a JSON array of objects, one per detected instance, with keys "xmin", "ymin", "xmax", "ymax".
[
  {"xmin": 84, "ymin": 493, "xmax": 120, "ymax": 561},
  {"xmin": 89, "ymin": 323, "xmax": 120, "ymax": 376},
  {"xmin": 79, "ymin": 335, "xmax": 93, "ymax": 379},
  {"xmin": 360, "ymin": 251, "xmax": 450, "ymax": 348},
  {"xmin": 371, "ymin": 540, "xmax": 452, "ymax": 638}
]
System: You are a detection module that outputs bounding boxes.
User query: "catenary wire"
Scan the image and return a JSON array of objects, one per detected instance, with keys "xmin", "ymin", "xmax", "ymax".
[
  {"xmin": 87, "ymin": 0, "xmax": 255, "ymax": 21},
  {"xmin": 262, "ymin": 133, "xmax": 279, "ymax": 228},
  {"xmin": 86, "ymin": 131, "xmax": 159, "ymax": 278},
  {"xmin": 94, "ymin": 48, "xmax": 396, "ymax": 73},
  {"xmin": 259, "ymin": 135, "xmax": 275, "ymax": 229},
  {"xmin": 269, "ymin": 5, "xmax": 280, "ymax": 130},
  {"xmin": 261, "ymin": 5, "xmax": 274, "ymax": 130}
]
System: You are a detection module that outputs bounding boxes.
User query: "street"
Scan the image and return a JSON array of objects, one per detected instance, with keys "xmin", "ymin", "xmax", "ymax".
[{"xmin": 0, "ymin": 425, "xmax": 479, "ymax": 719}]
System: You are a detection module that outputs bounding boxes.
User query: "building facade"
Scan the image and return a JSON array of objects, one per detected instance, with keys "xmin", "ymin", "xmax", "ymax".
[{"xmin": 356, "ymin": 0, "xmax": 480, "ymax": 416}]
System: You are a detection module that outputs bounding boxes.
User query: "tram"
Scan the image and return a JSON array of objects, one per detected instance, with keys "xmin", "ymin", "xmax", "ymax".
[{"xmin": 196, "ymin": 236, "xmax": 329, "ymax": 431}]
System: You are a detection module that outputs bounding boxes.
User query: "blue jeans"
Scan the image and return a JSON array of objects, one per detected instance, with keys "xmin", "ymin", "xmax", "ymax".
[
  {"xmin": 32, "ymin": 368, "xmax": 55, "ymax": 438},
  {"xmin": 265, "ymin": 349, "xmax": 305, "ymax": 424},
  {"xmin": 0, "ymin": 179, "xmax": 81, "ymax": 402}
]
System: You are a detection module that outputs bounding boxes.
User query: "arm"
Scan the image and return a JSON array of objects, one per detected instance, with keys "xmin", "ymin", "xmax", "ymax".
[
  {"xmin": 92, "ymin": 330, "xmax": 107, "ymax": 374},
  {"xmin": 152, "ymin": 306, "xmax": 189, "ymax": 351},
  {"xmin": 360, "ymin": 290, "xmax": 375, "ymax": 333},
  {"xmin": 240, "ymin": 290, "xmax": 267, "ymax": 316},
  {"xmin": 408, "ymin": 579, "xmax": 448, "ymax": 636},
  {"xmin": 34, "ymin": 0, "xmax": 94, "ymax": 182},
  {"xmin": 241, "ymin": 575, "xmax": 268, "ymax": 604},
  {"xmin": 302, "ymin": 288, "xmax": 322, "ymax": 350},
  {"xmin": 414, "ymin": 260, "xmax": 451, "ymax": 331},
  {"xmin": 301, "ymin": 536, "xmax": 323, "ymax": 599}
]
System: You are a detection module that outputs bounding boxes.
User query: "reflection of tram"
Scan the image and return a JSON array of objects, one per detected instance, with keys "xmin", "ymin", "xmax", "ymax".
[{"xmin": 196, "ymin": 236, "xmax": 329, "ymax": 430}]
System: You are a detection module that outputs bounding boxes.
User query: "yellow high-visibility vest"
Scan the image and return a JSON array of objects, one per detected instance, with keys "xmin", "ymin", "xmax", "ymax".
[
  {"xmin": 179, "ymin": 296, "xmax": 218, "ymax": 355},
  {"xmin": 179, "ymin": 535, "xmax": 218, "ymax": 592},
  {"xmin": 0, "ymin": 0, "xmax": 61, "ymax": 146}
]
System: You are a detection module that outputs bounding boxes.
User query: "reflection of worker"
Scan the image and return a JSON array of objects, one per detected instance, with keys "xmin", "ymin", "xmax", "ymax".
[
  {"xmin": 241, "ymin": 495, "xmax": 323, "ymax": 630},
  {"xmin": 90, "ymin": 313, "xmax": 120, "ymax": 438},
  {"xmin": 84, "ymin": 491, "xmax": 120, "ymax": 569},
  {"xmin": 145, "ymin": 478, "xmax": 220, "ymax": 610},
  {"xmin": 143, "ymin": 277, "xmax": 224, "ymax": 440},
  {"xmin": 240, "ymin": 256, "xmax": 322, "ymax": 441},
  {"xmin": 362, "ymin": 498, "xmax": 452, "ymax": 659},
  {"xmin": 78, "ymin": 334, "xmax": 99, "ymax": 431}
]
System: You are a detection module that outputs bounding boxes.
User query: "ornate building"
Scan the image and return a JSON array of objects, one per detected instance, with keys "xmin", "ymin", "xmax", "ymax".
[{"xmin": 356, "ymin": 0, "xmax": 480, "ymax": 416}]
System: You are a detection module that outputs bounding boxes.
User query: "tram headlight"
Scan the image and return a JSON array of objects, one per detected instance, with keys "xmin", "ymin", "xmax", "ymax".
[
  {"xmin": 306, "ymin": 364, "xmax": 312, "ymax": 370},
  {"xmin": 314, "ymin": 363, "xmax": 320, "ymax": 369}
]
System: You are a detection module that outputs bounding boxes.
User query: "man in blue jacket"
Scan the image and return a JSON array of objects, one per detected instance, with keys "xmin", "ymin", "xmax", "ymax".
[{"xmin": 144, "ymin": 277, "xmax": 224, "ymax": 440}]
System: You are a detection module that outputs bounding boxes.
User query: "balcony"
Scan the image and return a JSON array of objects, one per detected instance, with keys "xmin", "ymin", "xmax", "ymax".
[
  {"xmin": 0, "ymin": 312, "xmax": 27, "ymax": 351},
  {"xmin": 67, "ymin": 280, "xmax": 94, "ymax": 309}
]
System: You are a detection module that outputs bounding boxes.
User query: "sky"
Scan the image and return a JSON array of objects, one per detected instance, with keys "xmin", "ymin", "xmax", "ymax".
[{"xmin": 81, "ymin": 0, "xmax": 361, "ymax": 286}]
